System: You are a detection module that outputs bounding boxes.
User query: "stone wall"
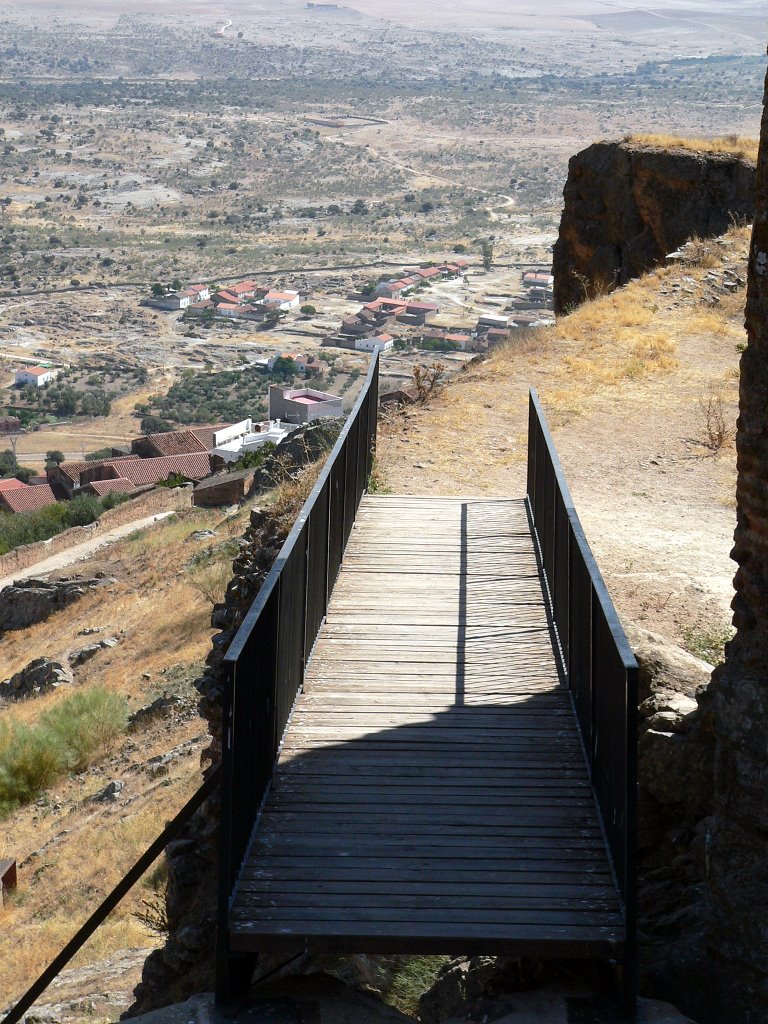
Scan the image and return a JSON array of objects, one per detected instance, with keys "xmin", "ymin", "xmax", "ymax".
[
  {"xmin": 706, "ymin": 62, "xmax": 768, "ymax": 1024},
  {"xmin": 0, "ymin": 485, "xmax": 193, "ymax": 580},
  {"xmin": 552, "ymin": 140, "xmax": 756, "ymax": 314}
]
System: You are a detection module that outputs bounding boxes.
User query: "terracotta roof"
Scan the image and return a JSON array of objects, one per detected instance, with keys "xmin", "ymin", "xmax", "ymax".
[
  {"xmin": 214, "ymin": 290, "xmax": 240, "ymax": 304},
  {"xmin": 0, "ymin": 478, "xmax": 25, "ymax": 492},
  {"xmin": 88, "ymin": 477, "xmax": 137, "ymax": 496},
  {"xmin": 18, "ymin": 366, "xmax": 51, "ymax": 377},
  {"xmin": 57, "ymin": 455, "xmax": 140, "ymax": 485},
  {"xmin": 116, "ymin": 452, "xmax": 211, "ymax": 486},
  {"xmin": 265, "ymin": 291, "xmax": 299, "ymax": 302},
  {"xmin": 145, "ymin": 425, "xmax": 227, "ymax": 457},
  {"xmin": 0, "ymin": 482, "xmax": 57, "ymax": 513},
  {"xmin": 229, "ymin": 280, "xmax": 258, "ymax": 294},
  {"xmin": 405, "ymin": 301, "xmax": 439, "ymax": 312}
]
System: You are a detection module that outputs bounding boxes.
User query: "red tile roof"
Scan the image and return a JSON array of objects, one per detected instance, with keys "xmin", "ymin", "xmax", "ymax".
[
  {"xmin": 145, "ymin": 425, "xmax": 226, "ymax": 457},
  {"xmin": 0, "ymin": 478, "xmax": 25, "ymax": 492},
  {"xmin": 88, "ymin": 477, "xmax": 137, "ymax": 496},
  {"xmin": 405, "ymin": 301, "xmax": 439, "ymax": 312},
  {"xmin": 0, "ymin": 482, "xmax": 57, "ymax": 513},
  {"xmin": 229, "ymin": 280, "xmax": 258, "ymax": 294},
  {"xmin": 116, "ymin": 452, "xmax": 211, "ymax": 486},
  {"xmin": 56, "ymin": 455, "xmax": 140, "ymax": 485}
]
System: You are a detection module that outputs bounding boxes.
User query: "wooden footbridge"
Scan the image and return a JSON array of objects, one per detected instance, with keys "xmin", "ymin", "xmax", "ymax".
[
  {"xmin": 218, "ymin": 354, "xmax": 638, "ymax": 1013},
  {"xmin": 1, "ymin": 354, "xmax": 637, "ymax": 1024}
]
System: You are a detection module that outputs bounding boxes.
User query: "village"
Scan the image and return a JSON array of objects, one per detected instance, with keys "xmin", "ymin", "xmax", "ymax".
[
  {"xmin": 0, "ymin": 380, "xmax": 343, "ymax": 519},
  {"xmin": 0, "ymin": 255, "xmax": 554, "ymax": 529},
  {"xmin": 146, "ymin": 259, "xmax": 554, "ymax": 355}
]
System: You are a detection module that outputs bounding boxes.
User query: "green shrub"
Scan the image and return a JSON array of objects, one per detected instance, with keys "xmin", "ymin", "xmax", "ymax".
[
  {"xmin": 41, "ymin": 687, "xmax": 128, "ymax": 772},
  {"xmin": 0, "ymin": 719, "xmax": 66, "ymax": 815},
  {"xmin": 0, "ymin": 687, "xmax": 129, "ymax": 815}
]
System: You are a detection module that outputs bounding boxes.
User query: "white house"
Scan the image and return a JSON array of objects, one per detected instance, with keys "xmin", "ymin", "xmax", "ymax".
[
  {"xmin": 354, "ymin": 334, "xmax": 394, "ymax": 353},
  {"xmin": 263, "ymin": 290, "xmax": 300, "ymax": 311},
  {"xmin": 151, "ymin": 290, "xmax": 190, "ymax": 310},
  {"xmin": 211, "ymin": 419, "xmax": 300, "ymax": 464},
  {"xmin": 268, "ymin": 385, "xmax": 343, "ymax": 424},
  {"xmin": 15, "ymin": 366, "xmax": 57, "ymax": 388}
]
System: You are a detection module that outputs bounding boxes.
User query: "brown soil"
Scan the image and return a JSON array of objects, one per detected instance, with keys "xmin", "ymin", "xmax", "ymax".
[{"xmin": 376, "ymin": 230, "xmax": 747, "ymax": 652}]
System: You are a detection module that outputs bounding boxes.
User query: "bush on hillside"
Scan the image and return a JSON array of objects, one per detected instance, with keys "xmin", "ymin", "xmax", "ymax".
[
  {"xmin": 0, "ymin": 686, "xmax": 129, "ymax": 815},
  {"xmin": 0, "ymin": 491, "xmax": 130, "ymax": 555}
]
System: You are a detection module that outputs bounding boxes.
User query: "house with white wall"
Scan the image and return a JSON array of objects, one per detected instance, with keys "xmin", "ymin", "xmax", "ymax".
[
  {"xmin": 15, "ymin": 366, "xmax": 57, "ymax": 388},
  {"xmin": 354, "ymin": 334, "xmax": 394, "ymax": 353}
]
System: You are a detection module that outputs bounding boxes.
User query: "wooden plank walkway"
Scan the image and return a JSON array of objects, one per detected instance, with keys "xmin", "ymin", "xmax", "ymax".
[{"xmin": 230, "ymin": 495, "xmax": 625, "ymax": 958}]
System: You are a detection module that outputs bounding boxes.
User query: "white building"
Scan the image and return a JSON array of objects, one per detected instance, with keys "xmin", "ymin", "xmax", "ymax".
[
  {"xmin": 15, "ymin": 366, "xmax": 57, "ymax": 388},
  {"xmin": 268, "ymin": 352, "xmax": 308, "ymax": 372},
  {"xmin": 268, "ymin": 385, "xmax": 343, "ymax": 424},
  {"xmin": 211, "ymin": 419, "xmax": 300, "ymax": 464},
  {"xmin": 150, "ymin": 290, "xmax": 191, "ymax": 310},
  {"xmin": 263, "ymin": 290, "xmax": 300, "ymax": 311},
  {"xmin": 354, "ymin": 334, "xmax": 394, "ymax": 353}
]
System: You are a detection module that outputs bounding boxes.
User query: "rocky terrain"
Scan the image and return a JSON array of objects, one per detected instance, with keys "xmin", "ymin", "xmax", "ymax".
[{"xmin": 552, "ymin": 139, "xmax": 756, "ymax": 314}]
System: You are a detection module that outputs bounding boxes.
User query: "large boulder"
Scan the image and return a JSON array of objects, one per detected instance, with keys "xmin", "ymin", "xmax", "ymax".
[
  {"xmin": 0, "ymin": 657, "xmax": 73, "ymax": 702},
  {"xmin": 0, "ymin": 576, "xmax": 115, "ymax": 633}
]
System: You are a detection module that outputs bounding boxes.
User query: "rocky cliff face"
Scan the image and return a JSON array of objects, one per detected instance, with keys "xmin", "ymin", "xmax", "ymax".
[
  {"xmin": 706, "ymin": 67, "xmax": 768, "ymax": 1024},
  {"xmin": 552, "ymin": 141, "xmax": 756, "ymax": 314}
]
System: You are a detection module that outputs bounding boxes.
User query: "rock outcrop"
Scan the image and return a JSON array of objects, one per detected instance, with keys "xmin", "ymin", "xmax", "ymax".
[
  {"xmin": 552, "ymin": 140, "xmax": 756, "ymax": 314},
  {"xmin": 706, "ymin": 64, "xmax": 768, "ymax": 1024},
  {"xmin": 0, "ymin": 657, "xmax": 73, "ymax": 702},
  {"xmin": 0, "ymin": 575, "xmax": 115, "ymax": 633},
  {"xmin": 628, "ymin": 627, "xmax": 716, "ymax": 1018}
]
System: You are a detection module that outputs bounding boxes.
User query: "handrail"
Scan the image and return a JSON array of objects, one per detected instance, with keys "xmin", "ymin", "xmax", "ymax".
[
  {"xmin": 526, "ymin": 388, "xmax": 638, "ymax": 1013},
  {"xmin": 216, "ymin": 352, "xmax": 379, "ymax": 1004},
  {"xmin": 1, "ymin": 767, "xmax": 221, "ymax": 1024}
]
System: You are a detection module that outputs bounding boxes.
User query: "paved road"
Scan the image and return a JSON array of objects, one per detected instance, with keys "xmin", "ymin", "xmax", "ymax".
[{"xmin": 0, "ymin": 511, "xmax": 174, "ymax": 590}]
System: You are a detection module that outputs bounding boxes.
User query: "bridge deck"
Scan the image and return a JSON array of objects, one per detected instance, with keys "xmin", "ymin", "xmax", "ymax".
[{"xmin": 230, "ymin": 495, "xmax": 624, "ymax": 957}]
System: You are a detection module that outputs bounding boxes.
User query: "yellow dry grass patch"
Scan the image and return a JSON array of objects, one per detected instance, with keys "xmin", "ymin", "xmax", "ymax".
[
  {"xmin": 0, "ymin": 724, "xmax": 204, "ymax": 1004},
  {"xmin": 0, "ymin": 506, "xmax": 243, "ymax": 1004},
  {"xmin": 623, "ymin": 133, "xmax": 759, "ymax": 163}
]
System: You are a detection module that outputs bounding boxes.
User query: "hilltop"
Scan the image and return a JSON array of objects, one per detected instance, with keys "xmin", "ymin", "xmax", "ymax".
[{"xmin": 376, "ymin": 223, "xmax": 748, "ymax": 657}]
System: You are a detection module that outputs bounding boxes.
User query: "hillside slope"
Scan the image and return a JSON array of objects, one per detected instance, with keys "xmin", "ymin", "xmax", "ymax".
[{"xmin": 377, "ymin": 225, "xmax": 748, "ymax": 654}]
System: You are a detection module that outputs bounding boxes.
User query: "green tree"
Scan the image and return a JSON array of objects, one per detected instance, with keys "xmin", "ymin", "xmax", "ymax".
[
  {"xmin": 0, "ymin": 450, "xmax": 18, "ymax": 477},
  {"xmin": 270, "ymin": 357, "xmax": 297, "ymax": 380},
  {"xmin": 151, "ymin": 282, "xmax": 165, "ymax": 297},
  {"xmin": 481, "ymin": 239, "xmax": 494, "ymax": 271},
  {"xmin": 300, "ymin": 304, "xmax": 317, "ymax": 316}
]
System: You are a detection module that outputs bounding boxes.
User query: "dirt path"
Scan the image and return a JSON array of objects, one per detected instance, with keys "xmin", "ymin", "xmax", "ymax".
[
  {"xmin": 375, "ymin": 233, "xmax": 748, "ymax": 652},
  {"xmin": 0, "ymin": 511, "xmax": 175, "ymax": 590}
]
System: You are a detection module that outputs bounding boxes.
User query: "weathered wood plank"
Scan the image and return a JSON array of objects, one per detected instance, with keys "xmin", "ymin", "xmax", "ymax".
[{"xmin": 230, "ymin": 495, "xmax": 624, "ymax": 954}]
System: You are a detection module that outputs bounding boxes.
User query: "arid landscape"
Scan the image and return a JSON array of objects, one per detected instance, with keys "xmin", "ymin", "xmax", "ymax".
[{"xmin": 0, "ymin": 0, "xmax": 766, "ymax": 1020}]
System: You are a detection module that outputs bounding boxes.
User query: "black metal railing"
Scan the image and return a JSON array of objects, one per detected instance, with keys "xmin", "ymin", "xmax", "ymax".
[
  {"xmin": 216, "ymin": 352, "xmax": 379, "ymax": 1002},
  {"xmin": 1, "ymin": 768, "xmax": 221, "ymax": 1024},
  {"xmin": 526, "ymin": 388, "xmax": 638, "ymax": 1011}
]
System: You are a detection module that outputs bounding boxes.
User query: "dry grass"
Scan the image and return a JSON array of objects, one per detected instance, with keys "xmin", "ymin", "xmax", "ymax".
[
  {"xmin": 623, "ymin": 133, "xmax": 759, "ymax": 163},
  {"xmin": 0, "ymin": 508, "xmax": 232, "ymax": 1003}
]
